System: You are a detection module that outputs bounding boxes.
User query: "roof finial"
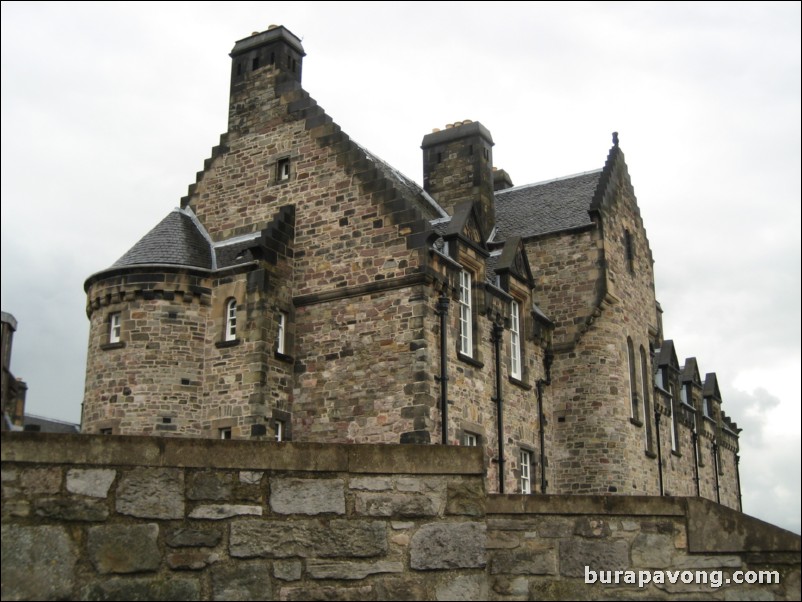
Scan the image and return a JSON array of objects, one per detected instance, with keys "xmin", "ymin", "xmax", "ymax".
[{"xmin": 612, "ymin": 131, "xmax": 619, "ymax": 147}]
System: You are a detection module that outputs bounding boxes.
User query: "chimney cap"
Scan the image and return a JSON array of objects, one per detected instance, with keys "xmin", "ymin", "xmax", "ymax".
[
  {"xmin": 231, "ymin": 25, "xmax": 305, "ymax": 58},
  {"xmin": 421, "ymin": 121, "xmax": 494, "ymax": 149}
]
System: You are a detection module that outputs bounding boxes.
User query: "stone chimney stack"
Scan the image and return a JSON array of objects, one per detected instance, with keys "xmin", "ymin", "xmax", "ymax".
[
  {"xmin": 228, "ymin": 26, "xmax": 305, "ymax": 133},
  {"xmin": 421, "ymin": 121, "xmax": 495, "ymax": 232}
]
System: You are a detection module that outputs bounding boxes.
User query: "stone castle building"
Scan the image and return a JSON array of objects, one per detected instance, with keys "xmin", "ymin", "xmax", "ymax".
[{"xmin": 82, "ymin": 26, "xmax": 741, "ymax": 508}]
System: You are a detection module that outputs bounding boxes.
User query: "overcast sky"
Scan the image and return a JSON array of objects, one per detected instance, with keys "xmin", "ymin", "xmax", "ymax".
[{"xmin": 2, "ymin": 2, "xmax": 799, "ymax": 533}]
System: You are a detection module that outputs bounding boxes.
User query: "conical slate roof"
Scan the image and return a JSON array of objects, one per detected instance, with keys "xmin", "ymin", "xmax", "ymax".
[{"xmin": 112, "ymin": 209, "xmax": 212, "ymax": 269}]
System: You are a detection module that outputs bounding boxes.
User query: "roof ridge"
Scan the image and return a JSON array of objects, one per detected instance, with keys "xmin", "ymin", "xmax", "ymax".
[{"xmin": 496, "ymin": 169, "xmax": 603, "ymax": 195}]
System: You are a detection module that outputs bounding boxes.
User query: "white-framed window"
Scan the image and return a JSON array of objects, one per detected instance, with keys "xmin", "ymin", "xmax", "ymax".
[
  {"xmin": 225, "ymin": 299, "xmax": 237, "ymax": 341},
  {"xmin": 520, "ymin": 450, "xmax": 532, "ymax": 494},
  {"xmin": 109, "ymin": 313, "xmax": 121, "ymax": 343},
  {"xmin": 277, "ymin": 311, "xmax": 286, "ymax": 354},
  {"xmin": 703, "ymin": 397, "xmax": 712, "ymax": 418},
  {"xmin": 219, "ymin": 427, "xmax": 232, "ymax": 440},
  {"xmin": 510, "ymin": 300, "xmax": 521, "ymax": 379},
  {"xmin": 463, "ymin": 432, "xmax": 479, "ymax": 447},
  {"xmin": 459, "ymin": 270, "xmax": 473, "ymax": 356},
  {"xmin": 275, "ymin": 419, "xmax": 285, "ymax": 442}
]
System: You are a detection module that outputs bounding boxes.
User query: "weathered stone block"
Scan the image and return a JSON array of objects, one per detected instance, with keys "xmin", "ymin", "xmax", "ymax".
[
  {"xmin": 167, "ymin": 549, "xmax": 220, "ymax": 570},
  {"xmin": 410, "ymin": 522, "xmax": 486, "ymax": 570},
  {"xmin": 631, "ymin": 532, "xmax": 674, "ymax": 567},
  {"xmin": 490, "ymin": 546, "xmax": 557, "ymax": 575},
  {"xmin": 34, "ymin": 496, "xmax": 109, "ymax": 521},
  {"xmin": 559, "ymin": 539, "xmax": 629, "ymax": 578},
  {"xmin": 574, "ymin": 517, "xmax": 612, "ymax": 538},
  {"xmin": 81, "ymin": 576, "xmax": 200, "ymax": 601},
  {"xmin": 435, "ymin": 574, "xmax": 489, "ymax": 601},
  {"xmin": 230, "ymin": 519, "xmax": 388, "ymax": 558},
  {"xmin": 188, "ymin": 470, "xmax": 234, "ymax": 500},
  {"xmin": 306, "ymin": 559, "xmax": 404, "ymax": 579},
  {"xmin": 66, "ymin": 468, "xmax": 116, "ymax": 498},
  {"xmin": 166, "ymin": 527, "xmax": 222, "ymax": 548},
  {"xmin": 274, "ymin": 559, "xmax": 303, "ymax": 581},
  {"xmin": 19, "ymin": 466, "xmax": 61, "ymax": 494},
  {"xmin": 189, "ymin": 504, "xmax": 263, "ymax": 519},
  {"xmin": 116, "ymin": 467, "xmax": 184, "ymax": 519},
  {"xmin": 374, "ymin": 577, "xmax": 429, "ymax": 601},
  {"xmin": 446, "ymin": 481, "xmax": 485, "ymax": 516},
  {"xmin": 270, "ymin": 478, "xmax": 345, "ymax": 515},
  {"xmin": 355, "ymin": 492, "xmax": 438, "ymax": 517},
  {"xmin": 350, "ymin": 476, "xmax": 393, "ymax": 491},
  {"xmin": 239, "ymin": 471, "xmax": 263, "ymax": 485},
  {"xmin": 87, "ymin": 524, "xmax": 160, "ymax": 574},
  {"xmin": 1, "ymin": 525, "xmax": 76, "ymax": 601},
  {"xmin": 281, "ymin": 585, "xmax": 374, "ymax": 601}
]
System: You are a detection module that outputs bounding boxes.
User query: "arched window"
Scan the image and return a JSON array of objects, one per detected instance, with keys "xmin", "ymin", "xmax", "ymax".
[{"xmin": 225, "ymin": 299, "xmax": 237, "ymax": 342}]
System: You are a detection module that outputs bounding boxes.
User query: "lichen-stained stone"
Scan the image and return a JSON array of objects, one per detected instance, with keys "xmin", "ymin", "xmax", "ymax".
[
  {"xmin": 446, "ymin": 480, "xmax": 485, "ymax": 516},
  {"xmin": 211, "ymin": 561, "xmax": 272, "ymax": 601},
  {"xmin": 230, "ymin": 519, "xmax": 387, "ymax": 558},
  {"xmin": 189, "ymin": 504, "xmax": 262, "ymax": 519},
  {"xmin": 81, "ymin": 576, "xmax": 200, "ymax": 601},
  {"xmin": 19, "ymin": 466, "xmax": 61, "ymax": 494},
  {"xmin": 166, "ymin": 527, "xmax": 223, "ymax": 548},
  {"xmin": 269, "ymin": 478, "xmax": 345, "ymax": 515},
  {"xmin": 116, "ymin": 467, "xmax": 184, "ymax": 519},
  {"xmin": 34, "ymin": 496, "xmax": 109, "ymax": 521},
  {"xmin": 558, "ymin": 538, "xmax": 629, "ymax": 578},
  {"xmin": 410, "ymin": 523, "xmax": 486, "ymax": 570},
  {"xmin": 239, "ymin": 471, "xmax": 264, "ymax": 485},
  {"xmin": 354, "ymin": 492, "xmax": 438, "ymax": 517},
  {"xmin": 281, "ymin": 585, "xmax": 375, "ymax": 601},
  {"xmin": 187, "ymin": 471, "xmax": 234, "ymax": 501},
  {"xmin": 167, "ymin": 549, "xmax": 220, "ymax": 570},
  {"xmin": 489, "ymin": 546, "xmax": 557, "ymax": 575},
  {"xmin": 1, "ymin": 525, "xmax": 77, "ymax": 601},
  {"xmin": 435, "ymin": 574, "xmax": 489, "ymax": 601},
  {"xmin": 631, "ymin": 532, "xmax": 674, "ymax": 567},
  {"xmin": 375, "ymin": 577, "xmax": 429, "ymax": 601},
  {"xmin": 306, "ymin": 559, "xmax": 403, "ymax": 579},
  {"xmin": 87, "ymin": 524, "xmax": 160, "ymax": 574},
  {"xmin": 274, "ymin": 559, "xmax": 303, "ymax": 581},
  {"xmin": 66, "ymin": 468, "xmax": 116, "ymax": 498},
  {"xmin": 349, "ymin": 476, "xmax": 393, "ymax": 491}
]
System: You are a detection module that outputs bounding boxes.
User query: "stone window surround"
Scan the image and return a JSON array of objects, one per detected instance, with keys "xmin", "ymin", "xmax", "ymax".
[
  {"xmin": 509, "ymin": 299, "xmax": 522, "ymax": 381},
  {"xmin": 109, "ymin": 312, "xmax": 121, "ymax": 344},
  {"xmin": 224, "ymin": 298, "xmax": 237, "ymax": 342},
  {"xmin": 458, "ymin": 421, "xmax": 485, "ymax": 448},
  {"xmin": 519, "ymin": 446, "xmax": 534, "ymax": 494}
]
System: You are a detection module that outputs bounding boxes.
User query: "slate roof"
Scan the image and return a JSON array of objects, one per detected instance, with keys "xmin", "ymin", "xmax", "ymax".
[
  {"xmin": 494, "ymin": 170, "xmax": 602, "ymax": 240},
  {"xmin": 23, "ymin": 414, "xmax": 80, "ymax": 434},
  {"xmin": 112, "ymin": 209, "xmax": 213, "ymax": 270}
]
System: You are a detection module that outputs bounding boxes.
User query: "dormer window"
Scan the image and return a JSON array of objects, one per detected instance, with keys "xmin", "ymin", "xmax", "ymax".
[
  {"xmin": 458, "ymin": 270, "xmax": 473, "ymax": 357},
  {"xmin": 225, "ymin": 299, "xmax": 237, "ymax": 341},
  {"xmin": 109, "ymin": 313, "xmax": 121, "ymax": 344}
]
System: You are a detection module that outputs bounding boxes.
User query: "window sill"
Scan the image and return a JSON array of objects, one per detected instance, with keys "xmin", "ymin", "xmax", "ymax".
[
  {"xmin": 100, "ymin": 342, "xmax": 126, "ymax": 351},
  {"xmin": 508, "ymin": 376, "xmax": 532, "ymax": 391},
  {"xmin": 671, "ymin": 450, "xmax": 682, "ymax": 458},
  {"xmin": 645, "ymin": 450, "xmax": 657, "ymax": 459},
  {"xmin": 274, "ymin": 351, "xmax": 294, "ymax": 363},
  {"xmin": 457, "ymin": 352, "xmax": 484, "ymax": 369},
  {"xmin": 216, "ymin": 339, "xmax": 242, "ymax": 349},
  {"xmin": 629, "ymin": 417, "xmax": 643, "ymax": 427}
]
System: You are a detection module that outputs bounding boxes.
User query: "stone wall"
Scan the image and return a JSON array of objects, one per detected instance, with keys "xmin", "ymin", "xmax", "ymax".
[{"xmin": 2, "ymin": 433, "xmax": 798, "ymax": 601}]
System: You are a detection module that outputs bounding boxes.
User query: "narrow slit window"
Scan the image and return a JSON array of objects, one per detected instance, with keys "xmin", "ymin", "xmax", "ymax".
[
  {"xmin": 275, "ymin": 420, "xmax": 285, "ymax": 442},
  {"xmin": 277, "ymin": 311, "xmax": 287, "ymax": 354},
  {"xmin": 459, "ymin": 270, "xmax": 473, "ymax": 357},
  {"xmin": 277, "ymin": 158, "xmax": 290, "ymax": 181},
  {"xmin": 109, "ymin": 313, "xmax": 121, "ymax": 344},
  {"xmin": 510, "ymin": 301, "xmax": 521, "ymax": 379},
  {"xmin": 520, "ymin": 450, "xmax": 532, "ymax": 494},
  {"xmin": 225, "ymin": 299, "xmax": 237, "ymax": 341}
]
